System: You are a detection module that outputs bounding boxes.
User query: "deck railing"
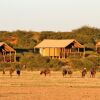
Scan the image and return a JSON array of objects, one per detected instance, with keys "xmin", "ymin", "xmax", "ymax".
[{"xmin": 0, "ymin": 55, "xmax": 15, "ymax": 62}]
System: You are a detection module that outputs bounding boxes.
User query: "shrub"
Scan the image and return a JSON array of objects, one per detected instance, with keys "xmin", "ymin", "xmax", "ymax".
[
  {"xmin": 49, "ymin": 59, "xmax": 65, "ymax": 71},
  {"xmin": 20, "ymin": 52, "xmax": 65, "ymax": 71},
  {"xmin": 0, "ymin": 62, "xmax": 20, "ymax": 71},
  {"xmin": 70, "ymin": 58, "xmax": 94, "ymax": 70}
]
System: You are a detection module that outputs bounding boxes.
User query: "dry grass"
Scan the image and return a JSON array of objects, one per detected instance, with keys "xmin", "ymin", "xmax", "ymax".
[{"xmin": 0, "ymin": 71, "xmax": 100, "ymax": 100}]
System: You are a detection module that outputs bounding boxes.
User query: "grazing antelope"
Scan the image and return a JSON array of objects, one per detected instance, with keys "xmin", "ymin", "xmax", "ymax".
[
  {"xmin": 2, "ymin": 67, "xmax": 15, "ymax": 77},
  {"xmin": 16, "ymin": 69, "xmax": 21, "ymax": 76},
  {"xmin": 82, "ymin": 68, "xmax": 87, "ymax": 78},
  {"xmin": 2, "ymin": 68, "xmax": 5, "ymax": 74},
  {"xmin": 90, "ymin": 67, "xmax": 96, "ymax": 78},
  {"xmin": 62, "ymin": 68, "xmax": 73, "ymax": 77},
  {"xmin": 40, "ymin": 68, "xmax": 51, "ymax": 76},
  {"xmin": 9, "ymin": 68, "xmax": 15, "ymax": 77}
]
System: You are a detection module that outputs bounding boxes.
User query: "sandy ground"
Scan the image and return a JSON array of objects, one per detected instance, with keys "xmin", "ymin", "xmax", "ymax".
[
  {"xmin": 0, "ymin": 71, "xmax": 100, "ymax": 100},
  {"xmin": 1, "ymin": 87, "xmax": 100, "ymax": 100}
]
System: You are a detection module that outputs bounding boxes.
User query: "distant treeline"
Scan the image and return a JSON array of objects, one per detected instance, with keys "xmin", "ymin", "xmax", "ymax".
[
  {"xmin": 0, "ymin": 26, "xmax": 100, "ymax": 50},
  {"xmin": 0, "ymin": 26, "xmax": 100, "ymax": 71}
]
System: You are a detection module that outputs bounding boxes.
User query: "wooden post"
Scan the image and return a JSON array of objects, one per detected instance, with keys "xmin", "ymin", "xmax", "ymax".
[
  {"xmin": 14, "ymin": 51, "xmax": 16, "ymax": 62},
  {"xmin": 4, "ymin": 51, "xmax": 6, "ymax": 62},
  {"xmin": 61, "ymin": 48, "xmax": 63, "ymax": 59},
  {"xmin": 10, "ymin": 51, "xmax": 11, "ymax": 62},
  {"xmin": 74, "ymin": 48, "xmax": 75, "ymax": 57},
  {"xmin": 34, "ymin": 48, "xmax": 35, "ymax": 53},
  {"xmin": 66, "ymin": 49, "xmax": 68, "ymax": 57},
  {"xmin": 69, "ymin": 48, "xmax": 71, "ymax": 56},
  {"xmin": 62, "ymin": 48, "xmax": 63, "ymax": 58},
  {"xmin": 54, "ymin": 48, "xmax": 55, "ymax": 58},
  {"xmin": 64, "ymin": 48, "xmax": 66, "ymax": 58},
  {"xmin": 62, "ymin": 48, "xmax": 64, "ymax": 59},
  {"xmin": 59, "ymin": 48, "xmax": 61, "ymax": 59},
  {"xmin": 78, "ymin": 48, "xmax": 80, "ymax": 56},
  {"xmin": 70, "ymin": 48, "xmax": 71, "ymax": 53},
  {"xmin": 2, "ymin": 50, "xmax": 3, "ymax": 62},
  {"xmin": 3, "ymin": 51, "xmax": 5, "ymax": 62},
  {"xmin": 78, "ymin": 48, "xmax": 79, "ymax": 53},
  {"xmin": 60, "ymin": 48, "xmax": 63, "ymax": 58}
]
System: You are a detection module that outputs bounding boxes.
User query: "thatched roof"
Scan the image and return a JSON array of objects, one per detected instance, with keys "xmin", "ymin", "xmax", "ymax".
[
  {"xmin": 0, "ymin": 42, "xmax": 15, "ymax": 52},
  {"xmin": 35, "ymin": 39, "xmax": 84, "ymax": 48}
]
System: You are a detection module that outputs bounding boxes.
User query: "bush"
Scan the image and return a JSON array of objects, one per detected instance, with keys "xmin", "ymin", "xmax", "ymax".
[
  {"xmin": 49, "ymin": 59, "xmax": 65, "ymax": 71},
  {"xmin": 0, "ymin": 62, "xmax": 21, "ymax": 71},
  {"xmin": 20, "ymin": 52, "xmax": 65, "ymax": 71},
  {"xmin": 70, "ymin": 58, "xmax": 94, "ymax": 70},
  {"xmin": 87, "ymin": 56, "xmax": 100, "ymax": 66}
]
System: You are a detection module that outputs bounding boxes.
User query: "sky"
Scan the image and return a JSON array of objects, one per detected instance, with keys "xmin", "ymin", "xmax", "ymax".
[{"xmin": 0, "ymin": 0, "xmax": 100, "ymax": 31}]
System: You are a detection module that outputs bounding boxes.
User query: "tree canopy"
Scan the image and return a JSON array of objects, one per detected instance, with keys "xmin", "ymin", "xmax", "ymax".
[{"xmin": 0, "ymin": 26, "xmax": 100, "ymax": 49}]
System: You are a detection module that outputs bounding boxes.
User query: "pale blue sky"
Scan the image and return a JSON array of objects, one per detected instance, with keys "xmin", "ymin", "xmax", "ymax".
[{"xmin": 0, "ymin": 0, "xmax": 100, "ymax": 31}]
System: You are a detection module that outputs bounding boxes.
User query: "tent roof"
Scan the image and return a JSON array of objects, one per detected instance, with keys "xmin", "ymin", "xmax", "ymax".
[
  {"xmin": 0, "ymin": 42, "xmax": 15, "ymax": 52},
  {"xmin": 35, "ymin": 39, "xmax": 84, "ymax": 48}
]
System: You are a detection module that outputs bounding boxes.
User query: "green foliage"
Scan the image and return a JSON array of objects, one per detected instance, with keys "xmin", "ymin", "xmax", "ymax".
[
  {"xmin": 0, "ymin": 26, "xmax": 100, "ymax": 70},
  {"xmin": 13, "ymin": 30, "xmax": 37, "ymax": 49},
  {"xmin": 87, "ymin": 56, "xmax": 100, "ymax": 66},
  {"xmin": 20, "ymin": 52, "xmax": 65, "ymax": 71},
  {"xmin": 70, "ymin": 56, "xmax": 100, "ymax": 71},
  {"xmin": 39, "ymin": 26, "xmax": 100, "ymax": 49},
  {"xmin": 81, "ymin": 59, "xmax": 94, "ymax": 70},
  {"xmin": 40, "ymin": 31, "xmax": 71, "ymax": 40},
  {"xmin": 49, "ymin": 59, "xmax": 65, "ymax": 71},
  {"xmin": 0, "ymin": 62, "xmax": 21, "ymax": 71},
  {"xmin": 71, "ymin": 26, "xmax": 100, "ymax": 47},
  {"xmin": 0, "ymin": 26, "xmax": 100, "ymax": 50},
  {"xmin": 0, "ymin": 63, "xmax": 10, "ymax": 70},
  {"xmin": 20, "ymin": 52, "xmax": 49, "ymax": 70}
]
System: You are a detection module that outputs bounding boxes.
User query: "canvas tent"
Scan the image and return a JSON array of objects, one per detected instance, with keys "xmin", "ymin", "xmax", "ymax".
[{"xmin": 34, "ymin": 39, "xmax": 85, "ymax": 58}]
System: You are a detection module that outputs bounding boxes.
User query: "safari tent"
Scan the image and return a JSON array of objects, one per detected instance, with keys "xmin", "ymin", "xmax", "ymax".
[
  {"xmin": 34, "ymin": 39, "xmax": 85, "ymax": 58},
  {"xmin": 0, "ymin": 42, "xmax": 16, "ymax": 62},
  {"xmin": 96, "ymin": 42, "xmax": 100, "ymax": 53}
]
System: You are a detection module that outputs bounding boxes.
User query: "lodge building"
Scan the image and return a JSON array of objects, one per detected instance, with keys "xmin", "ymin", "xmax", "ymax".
[{"xmin": 34, "ymin": 39, "xmax": 85, "ymax": 58}]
